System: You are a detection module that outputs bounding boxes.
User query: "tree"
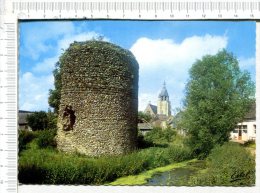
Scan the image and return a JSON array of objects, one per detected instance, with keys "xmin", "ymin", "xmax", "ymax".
[
  {"xmin": 138, "ymin": 111, "xmax": 152, "ymax": 123},
  {"xmin": 48, "ymin": 62, "xmax": 61, "ymax": 113},
  {"xmin": 182, "ymin": 50, "xmax": 255, "ymax": 158},
  {"xmin": 26, "ymin": 111, "xmax": 49, "ymax": 131},
  {"xmin": 26, "ymin": 110, "xmax": 57, "ymax": 131}
]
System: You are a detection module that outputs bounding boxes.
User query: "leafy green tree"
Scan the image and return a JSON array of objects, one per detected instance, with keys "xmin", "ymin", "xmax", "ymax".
[
  {"xmin": 138, "ymin": 111, "xmax": 152, "ymax": 123},
  {"xmin": 182, "ymin": 50, "xmax": 255, "ymax": 158},
  {"xmin": 46, "ymin": 110, "xmax": 58, "ymax": 130},
  {"xmin": 48, "ymin": 62, "xmax": 61, "ymax": 113},
  {"xmin": 144, "ymin": 127, "xmax": 176, "ymax": 145},
  {"xmin": 26, "ymin": 111, "xmax": 49, "ymax": 131},
  {"xmin": 26, "ymin": 111, "xmax": 57, "ymax": 131}
]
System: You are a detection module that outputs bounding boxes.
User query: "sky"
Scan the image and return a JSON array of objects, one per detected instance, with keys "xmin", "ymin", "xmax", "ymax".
[{"xmin": 19, "ymin": 20, "xmax": 256, "ymax": 113}]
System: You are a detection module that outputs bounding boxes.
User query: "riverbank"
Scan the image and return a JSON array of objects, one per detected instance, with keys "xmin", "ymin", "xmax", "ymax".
[
  {"xmin": 19, "ymin": 129, "xmax": 194, "ymax": 184},
  {"xmin": 108, "ymin": 159, "xmax": 198, "ymax": 185}
]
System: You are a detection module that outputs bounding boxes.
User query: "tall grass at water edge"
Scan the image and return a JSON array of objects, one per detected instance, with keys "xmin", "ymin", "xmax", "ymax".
[{"xmin": 19, "ymin": 141, "xmax": 193, "ymax": 184}]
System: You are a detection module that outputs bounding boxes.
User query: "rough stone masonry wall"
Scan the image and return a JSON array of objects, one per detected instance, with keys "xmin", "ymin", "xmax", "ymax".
[{"xmin": 56, "ymin": 41, "xmax": 139, "ymax": 156}]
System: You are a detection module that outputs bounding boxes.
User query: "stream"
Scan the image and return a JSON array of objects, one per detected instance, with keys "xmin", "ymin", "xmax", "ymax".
[{"xmin": 146, "ymin": 160, "xmax": 206, "ymax": 186}]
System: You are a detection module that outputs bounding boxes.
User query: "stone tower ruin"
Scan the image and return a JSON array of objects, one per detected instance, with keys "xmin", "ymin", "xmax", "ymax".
[{"xmin": 56, "ymin": 41, "xmax": 139, "ymax": 156}]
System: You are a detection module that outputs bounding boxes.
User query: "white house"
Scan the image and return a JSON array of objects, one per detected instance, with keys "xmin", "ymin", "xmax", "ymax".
[{"xmin": 230, "ymin": 103, "xmax": 256, "ymax": 141}]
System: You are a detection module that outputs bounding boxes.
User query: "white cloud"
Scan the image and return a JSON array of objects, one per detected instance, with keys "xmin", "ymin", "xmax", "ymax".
[
  {"xmin": 19, "ymin": 72, "xmax": 54, "ymax": 111},
  {"xmin": 20, "ymin": 22, "xmax": 108, "ymax": 111},
  {"xmin": 131, "ymin": 34, "xmax": 228, "ymax": 72},
  {"xmin": 238, "ymin": 57, "xmax": 255, "ymax": 69},
  {"xmin": 131, "ymin": 35, "xmax": 228, "ymax": 111},
  {"xmin": 31, "ymin": 31, "xmax": 104, "ymax": 75},
  {"xmin": 32, "ymin": 57, "xmax": 57, "ymax": 73},
  {"xmin": 21, "ymin": 22, "xmax": 75, "ymax": 60}
]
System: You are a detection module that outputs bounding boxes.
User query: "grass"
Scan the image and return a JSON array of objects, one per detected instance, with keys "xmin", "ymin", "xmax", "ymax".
[
  {"xmin": 108, "ymin": 159, "xmax": 197, "ymax": 185},
  {"xmin": 18, "ymin": 128, "xmax": 195, "ymax": 184},
  {"xmin": 19, "ymin": 138, "xmax": 193, "ymax": 184},
  {"xmin": 189, "ymin": 142, "xmax": 255, "ymax": 186}
]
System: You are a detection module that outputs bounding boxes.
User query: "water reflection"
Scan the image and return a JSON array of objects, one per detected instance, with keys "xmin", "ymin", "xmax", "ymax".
[{"xmin": 146, "ymin": 160, "xmax": 206, "ymax": 186}]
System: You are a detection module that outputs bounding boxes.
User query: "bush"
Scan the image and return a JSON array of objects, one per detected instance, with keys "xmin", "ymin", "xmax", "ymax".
[
  {"xmin": 138, "ymin": 111, "xmax": 152, "ymax": 122},
  {"xmin": 189, "ymin": 143, "xmax": 255, "ymax": 186},
  {"xmin": 137, "ymin": 130, "xmax": 153, "ymax": 149},
  {"xmin": 167, "ymin": 145, "xmax": 193, "ymax": 163},
  {"xmin": 18, "ymin": 130, "xmax": 36, "ymax": 153},
  {"xmin": 36, "ymin": 129, "xmax": 57, "ymax": 149},
  {"xmin": 144, "ymin": 127, "xmax": 176, "ymax": 145},
  {"xmin": 243, "ymin": 140, "xmax": 256, "ymax": 148},
  {"xmin": 26, "ymin": 111, "xmax": 57, "ymax": 131},
  {"xmin": 46, "ymin": 111, "xmax": 58, "ymax": 130},
  {"xmin": 19, "ymin": 148, "xmax": 148, "ymax": 184}
]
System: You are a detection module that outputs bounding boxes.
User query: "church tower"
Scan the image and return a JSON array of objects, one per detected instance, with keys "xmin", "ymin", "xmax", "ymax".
[{"xmin": 157, "ymin": 82, "xmax": 171, "ymax": 116}]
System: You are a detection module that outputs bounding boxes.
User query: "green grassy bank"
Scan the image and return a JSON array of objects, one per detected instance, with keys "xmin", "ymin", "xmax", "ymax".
[
  {"xmin": 18, "ymin": 129, "xmax": 193, "ymax": 184},
  {"xmin": 108, "ymin": 159, "xmax": 197, "ymax": 185}
]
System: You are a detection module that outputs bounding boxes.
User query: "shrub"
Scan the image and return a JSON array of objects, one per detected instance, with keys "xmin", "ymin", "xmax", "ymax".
[
  {"xmin": 167, "ymin": 145, "xmax": 193, "ymax": 163},
  {"xmin": 138, "ymin": 111, "xmax": 152, "ymax": 122},
  {"xmin": 144, "ymin": 127, "xmax": 176, "ymax": 145},
  {"xmin": 46, "ymin": 111, "xmax": 58, "ymax": 130},
  {"xmin": 189, "ymin": 143, "xmax": 255, "ymax": 186},
  {"xmin": 243, "ymin": 140, "xmax": 256, "ymax": 148},
  {"xmin": 18, "ymin": 129, "xmax": 36, "ymax": 153},
  {"xmin": 18, "ymin": 148, "xmax": 147, "ymax": 184},
  {"xmin": 26, "ymin": 111, "xmax": 57, "ymax": 131},
  {"xmin": 36, "ymin": 129, "xmax": 57, "ymax": 149},
  {"xmin": 137, "ymin": 130, "xmax": 153, "ymax": 149}
]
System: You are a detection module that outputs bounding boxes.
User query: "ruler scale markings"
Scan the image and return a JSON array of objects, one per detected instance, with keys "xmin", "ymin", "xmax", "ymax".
[
  {"xmin": 205, "ymin": 1, "xmax": 208, "ymax": 11},
  {"xmin": 52, "ymin": 2, "xmax": 55, "ymax": 11},
  {"xmin": 245, "ymin": 1, "xmax": 248, "ymax": 11},
  {"xmin": 62, "ymin": 2, "xmax": 65, "ymax": 11},
  {"xmin": 1, "ymin": 2, "xmax": 260, "ymax": 193},
  {"xmin": 252, "ymin": 1, "xmax": 255, "ymax": 11},
  {"xmin": 165, "ymin": 2, "xmax": 169, "ymax": 11},
  {"xmin": 27, "ymin": 2, "xmax": 29, "ymax": 13},
  {"xmin": 1, "ymin": 22, "xmax": 17, "ymax": 193},
  {"xmin": 231, "ymin": 1, "xmax": 234, "ymax": 11},
  {"xmin": 54, "ymin": 2, "xmax": 57, "ymax": 10},
  {"xmin": 114, "ymin": 1, "xmax": 116, "ymax": 12}
]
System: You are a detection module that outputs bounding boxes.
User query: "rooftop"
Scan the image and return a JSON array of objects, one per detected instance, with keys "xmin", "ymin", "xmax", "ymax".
[{"xmin": 158, "ymin": 81, "xmax": 169, "ymax": 99}]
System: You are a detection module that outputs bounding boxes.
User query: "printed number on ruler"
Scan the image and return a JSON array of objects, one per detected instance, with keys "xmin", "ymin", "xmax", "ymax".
[{"xmin": 9, "ymin": 1, "xmax": 260, "ymax": 20}]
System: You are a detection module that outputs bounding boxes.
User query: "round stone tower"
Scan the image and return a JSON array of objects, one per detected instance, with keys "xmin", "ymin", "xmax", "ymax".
[{"xmin": 56, "ymin": 41, "xmax": 139, "ymax": 156}]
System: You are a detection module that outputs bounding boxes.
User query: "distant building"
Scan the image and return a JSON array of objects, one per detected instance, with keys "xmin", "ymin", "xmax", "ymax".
[
  {"xmin": 18, "ymin": 110, "xmax": 33, "ymax": 130},
  {"xmin": 144, "ymin": 82, "xmax": 171, "ymax": 117},
  {"xmin": 144, "ymin": 103, "xmax": 157, "ymax": 117},
  {"xmin": 157, "ymin": 82, "xmax": 171, "ymax": 116},
  {"xmin": 139, "ymin": 82, "xmax": 173, "ymax": 133},
  {"xmin": 230, "ymin": 103, "xmax": 256, "ymax": 141},
  {"xmin": 138, "ymin": 122, "xmax": 153, "ymax": 135}
]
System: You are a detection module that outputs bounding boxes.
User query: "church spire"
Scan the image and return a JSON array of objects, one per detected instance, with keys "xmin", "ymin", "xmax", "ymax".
[
  {"xmin": 158, "ymin": 81, "xmax": 169, "ymax": 101},
  {"xmin": 157, "ymin": 81, "xmax": 171, "ymax": 116}
]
